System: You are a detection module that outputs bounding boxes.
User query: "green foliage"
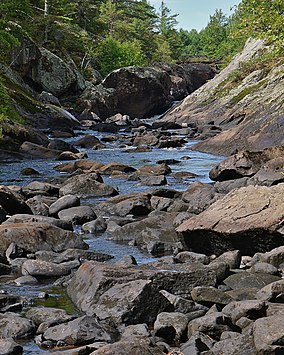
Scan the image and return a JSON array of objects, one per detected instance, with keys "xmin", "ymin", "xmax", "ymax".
[{"xmin": 94, "ymin": 36, "xmax": 146, "ymax": 76}]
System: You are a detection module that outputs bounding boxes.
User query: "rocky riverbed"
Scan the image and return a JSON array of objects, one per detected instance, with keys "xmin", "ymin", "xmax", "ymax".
[
  {"xmin": 0, "ymin": 38, "xmax": 283, "ymax": 355},
  {"xmin": 0, "ymin": 111, "xmax": 284, "ymax": 355}
]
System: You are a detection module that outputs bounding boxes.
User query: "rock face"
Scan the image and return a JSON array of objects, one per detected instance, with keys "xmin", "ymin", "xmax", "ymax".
[
  {"xmin": 28, "ymin": 48, "xmax": 85, "ymax": 96},
  {"xmin": 80, "ymin": 63, "xmax": 215, "ymax": 119},
  {"xmin": 177, "ymin": 184, "xmax": 284, "ymax": 256},
  {"xmin": 161, "ymin": 39, "xmax": 284, "ymax": 155}
]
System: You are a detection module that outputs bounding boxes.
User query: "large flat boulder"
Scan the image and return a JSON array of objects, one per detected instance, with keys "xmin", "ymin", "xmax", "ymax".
[
  {"xmin": 0, "ymin": 223, "xmax": 88, "ymax": 257},
  {"xmin": 177, "ymin": 184, "xmax": 284, "ymax": 256},
  {"xmin": 67, "ymin": 261, "xmax": 216, "ymax": 325}
]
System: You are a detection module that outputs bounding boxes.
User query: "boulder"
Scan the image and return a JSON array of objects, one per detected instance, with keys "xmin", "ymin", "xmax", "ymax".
[
  {"xmin": 191, "ymin": 286, "xmax": 233, "ymax": 305},
  {"xmin": 0, "ymin": 338, "xmax": 23, "ymax": 355},
  {"xmin": 187, "ymin": 312, "xmax": 233, "ymax": 341},
  {"xmin": 256, "ymin": 279, "xmax": 284, "ymax": 302},
  {"xmin": 58, "ymin": 206, "xmax": 96, "ymax": 225},
  {"xmin": 99, "ymin": 162, "xmax": 136, "ymax": 175},
  {"xmin": 3, "ymin": 214, "xmax": 72, "ymax": 231},
  {"xmin": 48, "ymin": 139, "xmax": 79, "ymax": 153},
  {"xmin": 26, "ymin": 195, "xmax": 57, "ymax": 216},
  {"xmin": 91, "ymin": 337, "xmax": 164, "ymax": 355},
  {"xmin": 49, "ymin": 195, "xmax": 80, "ymax": 216},
  {"xmin": 0, "ymin": 223, "xmax": 88, "ymax": 257},
  {"xmin": 19, "ymin": 141, "xmax": 61, "ymax": 159},
  {"xmin": 223, "ymin": 272, "xmax": 281, "ymax": 290},
  {"xmin": 25, "ymin": 307, "xmax": 74, "ymax": 328},
  {"xmin": 0, "ymin": 186, "xmax": 31, "ymax": 215},
  {"xmin": 209, "ymin": 333, "xmax": 256, "ymax": 355},
  {"xmin": 177, "ymin": 184, "xmax": 284, "ymax": 256},
  {"xmin": 22, "ymin": 181, "xmax": 59, "ymax": 198},
  {"xmin": 21, "ymin": 259, "xmax": 71, "ymax": 277},
  {"xmin": 67, "ymin": 261, "xmax": 216, "ymax": 324},
  {"xmin": 59, "ymin": 173, "xmax": 118, "ymax": 198},
  {"xmin": 28, "ymin": 47, "xmax": 85, "ymax": 96},
  {"xmin": 251, "ymin": 246, "xmax": 284, "ymax": 268},
  {"xmin": 181, "ymin": 182, "xmax": 220, "ymax": 214},
  {"xmin": 54, "ymin": 160, "xmax": 103, "ymax": 173},
  {"xmin": 108, "ymin": 212, "xmax": 180, "ymax": 256},
  {"xmin": 253, "ymin": 315, "xmax": 284, "ymax": 354},
  {"xmin": 0, "ymin": 313, "xmax": 35, "ymax": 340},
  {"xmin": 42, "ymin": 315, "xmax": 111, "ymax": 346},
  {"xmin": 222, "ymin": 300, "xmax": 266, "ymax": 323},
  {"xmin": 74, "ymin": 134, "xmax": 105, "ymax": 149},
  {"xmin": 80, "ymin": 66, "xmax": 172, "ymax": 119},
  {"xmin": 139, "ymin": 175, "xmax": 167, "ymax": 186},
  {"xmin": 154, "ymin": 312, "xmax": 189, "ymax": 343}
]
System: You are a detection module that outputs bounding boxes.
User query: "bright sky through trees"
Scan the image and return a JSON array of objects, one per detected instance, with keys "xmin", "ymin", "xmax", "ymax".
[{"xmin": 149, "ymin": 0, "xmax": 241, "ymax": 31}]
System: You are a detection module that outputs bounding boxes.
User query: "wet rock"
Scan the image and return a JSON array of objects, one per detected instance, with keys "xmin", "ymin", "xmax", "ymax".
[
  {"xmin": 91, "ymin": 337, "xmax": 164, "ymax": 355},
  {"xmin": 3, "ymin": 214, "xmax": 72, "ymax": 231},
  {"xmin": 99, "ymin": 162, "xmax": 136, "ymax": 175},
  {"xmin": 56, "ymin": 151, "xmax": 86, "ymax": 160},
  {"xmin": 187, "ymin": 312, "xmax": 233, "ymax": 341},
  {"xmin": 21, "ymin": 167, "xmax": 40, "ymax": 176},
  {"xmin": 0, "ymin": 223, "xmax": 88, "ymax": 257},
  {"xmin": 133, "ymin": 132, "xmax": 159, "ymax": 147},
  {"xmin": 22, "ymin": 181, "xmax": 59, "ymax": 198},
  {"xmin": 59, "ymin": 173, "xmax": 118, "ymax": 198},
  {"xmin": 256, "ymin": 279, "xmax": 284, "ymax": 302},
  {"xmin": 223, "ymin": 272, "xmax": 281, "ymax": 290},
  {"xmin": 0, "ymin": 294, "xmax": 22, "ymax": 312},
  {"xmin": 42, "ymin": 315, "xmax": 111, "ymax": 346},
  {"xmin": 115, "ymin": 255, "xmax": 138, "ymax": 267},
  {"xmin": 74, "ymin": 134, "xmax": 105, "ymax": 149},
  {"xmin": 191, "ymin": 286, "xmax": 233, "ymax": 306},
  {"xmin": 139, "ymin": 175, "xmax": 167, "ymax": 186},
  {"xmin": 19, "ymin": 141, "xmax": 61, "ymax": 159},
  {"xmin": 49, "ymin": 195, "xmax": 80, "ymax": 217},
  {"xmin": 58, "ymin": 206, "xmax": 96, "ymax": 225},
  {"xmin": 157, "ymin": 137, "xmax": 187, "ymax": 148},
  {"xmin": 0, "ymin": 186, "xmax": 31, "ymax": 215},
  {"xmin": 48, "ymin": 139, "xmax": 79, "ymax": 153},
  {"xmin": 54, "ymin": 159, "xmax": 103, "ymax": 173},
  {"xmin": 154, "ymin": 312, "xmax": 189, "ymax": 343},
  {"xmin": 21, "ymin": 260, "xmax": 71, "ymax": 277},
  {"xmin": 82, "ymin": 218, "xmax": 107, "ymax": 233},
  {"xmin": 0, "ymin": 313, "xmax": 35, "ymax": 339},
  {"xmin": 253, "ymin": 315, "xmax": 284, "ymax": 354},
  {"xmin": 222, "ymin": 300, "xmax": 266, "ymax": 323},
  {"xmin": 0, "ymin": 338, "xmax": 23, "ymax": 355},
  {"xmin": 177, "ymin": 184, "xmax": 284, "ymax": 256},
  {"xmin": 135, "ymin": 163, "xmax": 171, "ymax": 177}
]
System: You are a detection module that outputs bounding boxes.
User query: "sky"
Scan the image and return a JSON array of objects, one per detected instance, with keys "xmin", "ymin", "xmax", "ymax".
[{"xmin": 149, "ymin": 0, "xmax": 242, "ymax": 32}]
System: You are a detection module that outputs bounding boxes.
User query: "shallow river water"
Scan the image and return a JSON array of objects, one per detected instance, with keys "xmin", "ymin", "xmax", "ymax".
[{"xmin": 0, "ymin": 124, "xmax": 224, "ymax": 354}]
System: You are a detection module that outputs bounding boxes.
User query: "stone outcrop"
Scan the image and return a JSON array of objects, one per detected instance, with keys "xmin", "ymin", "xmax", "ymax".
[
  {"xmin": 79, "ymin": 63, "xmax": 215, "ymax": 120},
  {"xmin": 161, "ymin": 39, "xmax": 284, "ymax": 155},
  {"xmin": 177, "ymin": 184, "xmax": 284, "ymax": 256}
]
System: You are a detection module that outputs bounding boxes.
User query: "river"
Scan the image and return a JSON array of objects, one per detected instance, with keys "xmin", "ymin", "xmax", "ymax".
[{"xmin": 0, "ymin": 121, "xmax": 223, "ymax": 354}]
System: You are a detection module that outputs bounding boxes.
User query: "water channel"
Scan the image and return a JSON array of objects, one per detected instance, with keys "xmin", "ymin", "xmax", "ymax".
[{"xmin": 0, "ymin": 120, "xmax": 224, "ymax": 354}]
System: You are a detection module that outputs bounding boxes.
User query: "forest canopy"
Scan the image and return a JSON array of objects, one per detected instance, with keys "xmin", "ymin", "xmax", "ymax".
[{"xmin": 0, "ymin": 0, "xmax": 283, "ymax": 76}]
